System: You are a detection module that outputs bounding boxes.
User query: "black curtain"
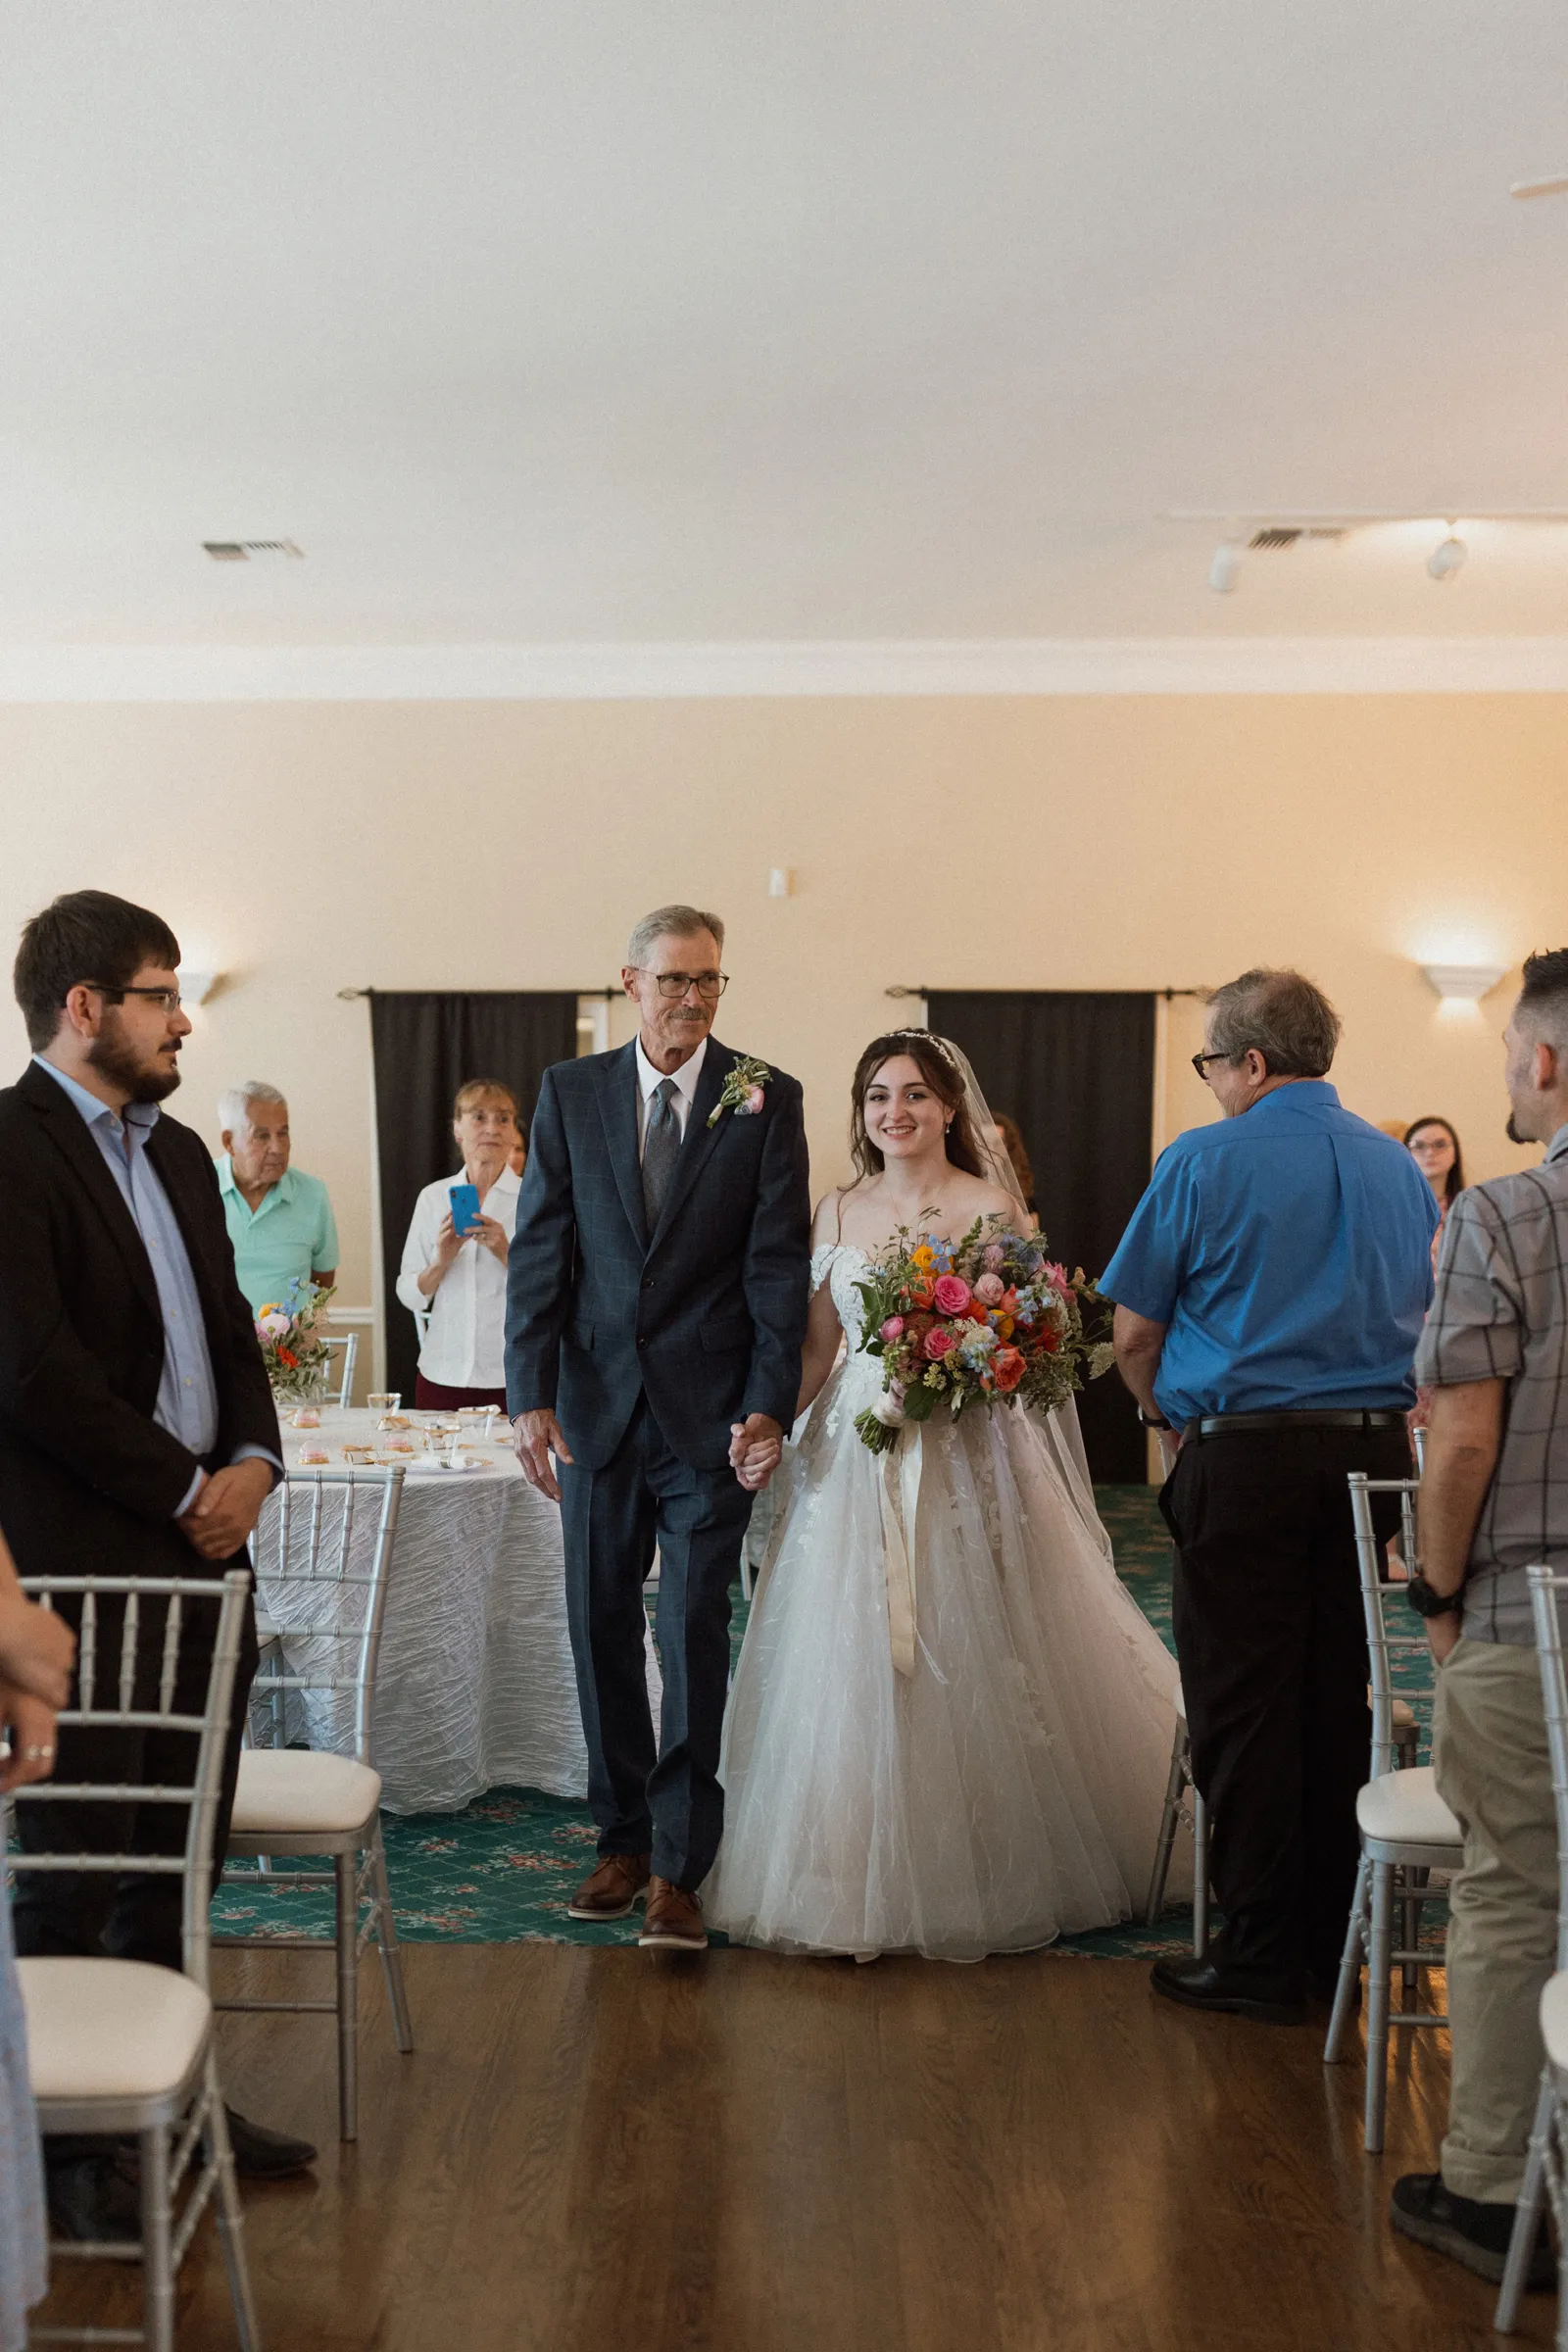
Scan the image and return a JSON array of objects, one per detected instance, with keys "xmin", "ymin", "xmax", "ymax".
[
  {"xmin": 369, "ymin": 991, "xmax": 581, "ymax": 1401},
  {"xmin": 925, "ymin": 991, "xmax": 1156, "ymax": 1484}
]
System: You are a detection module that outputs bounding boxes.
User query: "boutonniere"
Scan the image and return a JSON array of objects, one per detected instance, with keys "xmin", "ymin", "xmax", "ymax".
[{"xmin": 708, "ymin": 1054, "xmax": 772, "ymax": 1127}]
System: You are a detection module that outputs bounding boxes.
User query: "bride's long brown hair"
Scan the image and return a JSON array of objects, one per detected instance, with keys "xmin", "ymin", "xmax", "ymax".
[{"xmin": 848, "ymin": 1032, "xmax": 988, "ymax": 1182}]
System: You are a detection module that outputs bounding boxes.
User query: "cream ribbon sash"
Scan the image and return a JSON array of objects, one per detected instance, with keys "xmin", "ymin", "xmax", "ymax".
[{"xmin": 877, "ymin": 1424, "xmax": 924, "ymax": 1677}]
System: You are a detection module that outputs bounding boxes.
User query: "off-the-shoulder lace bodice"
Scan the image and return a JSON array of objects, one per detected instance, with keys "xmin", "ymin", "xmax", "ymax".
[{"xmin": 809, "ymin": 1240, "xmax": 873, "ymax": 1348}]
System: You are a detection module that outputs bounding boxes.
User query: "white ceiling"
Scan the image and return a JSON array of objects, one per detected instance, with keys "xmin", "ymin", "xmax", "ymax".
[{"xmin": 6, "ymin": 0, "xmax": 1568, "ymax": 651}]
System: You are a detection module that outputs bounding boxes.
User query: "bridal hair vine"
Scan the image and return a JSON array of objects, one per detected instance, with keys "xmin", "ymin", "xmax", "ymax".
[{"xmin": 708, "ymin": 1054, "xmax": 772, "ymax": 1127}]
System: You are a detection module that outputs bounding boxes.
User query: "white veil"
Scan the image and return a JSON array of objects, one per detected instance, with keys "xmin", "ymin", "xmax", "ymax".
[{"xmin": 923, "ymin": 1033, "xmax": 1113, "ymax": 1559}]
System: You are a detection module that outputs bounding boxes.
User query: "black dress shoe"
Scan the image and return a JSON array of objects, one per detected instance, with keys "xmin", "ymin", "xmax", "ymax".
[
  {"xmin": 1391, "ymin": 2172, "xmax": 1556, "ymax": 2289},
  {"xmin": 223, "ymin": 2106, "xmax": 318, "ymax": 2179},
  {"xmin": 46, "ymin": 2153, "xmax": 141, "ymax": 2243},
  {"xmin": 1151, "ymin": 1951, "xmax": 1306, "ymax": 2025}
]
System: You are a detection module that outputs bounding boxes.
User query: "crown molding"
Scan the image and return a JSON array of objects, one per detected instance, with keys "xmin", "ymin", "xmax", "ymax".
[{"xmin": 3, "ymin": 635, "xmax": 1568, "ymax": 701}]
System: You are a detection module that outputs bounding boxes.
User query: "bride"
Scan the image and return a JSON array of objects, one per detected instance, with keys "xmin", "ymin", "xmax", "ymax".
[{"xmin": 706, "ymin": 1031, "xmax": 1182, "ymax": 1961}]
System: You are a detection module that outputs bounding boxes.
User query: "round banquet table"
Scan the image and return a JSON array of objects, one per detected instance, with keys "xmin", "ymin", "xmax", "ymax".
[{"xmin": 261, "ymin": 1408, "xmax": 662, "ymax": 1814}]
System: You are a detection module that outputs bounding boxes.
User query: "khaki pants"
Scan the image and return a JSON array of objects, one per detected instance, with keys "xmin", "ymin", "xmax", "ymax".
[{"xmin": 1435, "ymin": 1639, "xmax": 1557, "ymax": 2203}]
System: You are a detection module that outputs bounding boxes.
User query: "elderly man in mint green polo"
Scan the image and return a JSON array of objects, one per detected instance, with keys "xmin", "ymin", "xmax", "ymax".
[{"xmin": 217, "ymin": 1081, "xmax": 338, "ymax": 1313}]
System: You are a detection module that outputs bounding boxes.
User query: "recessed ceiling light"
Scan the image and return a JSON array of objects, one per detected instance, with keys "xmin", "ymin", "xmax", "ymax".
[{"xmin": 202, "ymin": 539, "xmax": 304, "ymax": 562}]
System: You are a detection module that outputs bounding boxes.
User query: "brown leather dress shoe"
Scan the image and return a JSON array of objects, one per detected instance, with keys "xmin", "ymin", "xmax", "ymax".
[
  {"xmin": 566, "ymin": 1851, "xmax": 652, "ymax": 1920},
  {"xmin": 638, "ymin": 1876, "xmax": 709, "ymax": 1951}
]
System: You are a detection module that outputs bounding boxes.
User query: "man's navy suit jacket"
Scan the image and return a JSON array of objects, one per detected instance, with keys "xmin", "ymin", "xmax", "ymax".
[{"xmin": 504, "ymin": 1037, "xmax": 811, "ymax": 1471}]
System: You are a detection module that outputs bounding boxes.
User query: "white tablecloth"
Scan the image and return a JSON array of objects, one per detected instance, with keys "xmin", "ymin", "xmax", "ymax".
[{"xmin": 260, "ymin": 1409, "xmax": 662, "ymax": 1815}]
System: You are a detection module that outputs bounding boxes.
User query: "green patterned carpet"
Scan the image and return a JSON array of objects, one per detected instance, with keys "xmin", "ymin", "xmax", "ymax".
[{"xmin": 212, "ymin": 1485, "xmax": 1437, "ymax": 1962}]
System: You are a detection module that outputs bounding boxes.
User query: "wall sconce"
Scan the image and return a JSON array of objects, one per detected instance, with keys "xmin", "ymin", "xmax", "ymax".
[
  {"xmin": 1420, "ymin": 962, "xmax": 1506, "ymax": 1004},
  {"xmin": 179, "ymin": 971, "xmax": 220, "ymax": 1006}
]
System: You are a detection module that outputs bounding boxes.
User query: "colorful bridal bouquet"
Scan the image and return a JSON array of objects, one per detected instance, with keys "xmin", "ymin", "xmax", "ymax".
[
  {"xmin": 255, "ymin": 1279, "xmax": 336, "ymax": 1407},
  {"xmin": 852, "ymin": 1219, "xmax": 1113, "ymax": 1454}
]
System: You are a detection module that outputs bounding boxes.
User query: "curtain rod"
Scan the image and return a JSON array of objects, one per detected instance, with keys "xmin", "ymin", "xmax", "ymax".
[
  {"xmin": 884, "ymin": 985, "xmax": 1206, "ymax": 1001},
  {"xmin": 337, "ymin": 985, "xmax": 620, "ymax": 1002}
]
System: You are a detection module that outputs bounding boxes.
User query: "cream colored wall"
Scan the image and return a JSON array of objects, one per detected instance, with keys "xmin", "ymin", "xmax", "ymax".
[{"xmin": 0, "ymin": 694, "xmax": 1558, "ymax": 1359}]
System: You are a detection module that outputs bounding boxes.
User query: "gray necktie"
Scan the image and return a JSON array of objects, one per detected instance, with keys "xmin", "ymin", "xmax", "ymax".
[{"xmin": 642, "ymin": 1076, "xmax": 681, "ymax": 1230}]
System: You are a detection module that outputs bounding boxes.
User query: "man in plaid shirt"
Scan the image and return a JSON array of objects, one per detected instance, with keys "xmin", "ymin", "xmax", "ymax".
[{"xmin": 1392, "ymin": 947, "xmax": 1568, "ymax": 2287}]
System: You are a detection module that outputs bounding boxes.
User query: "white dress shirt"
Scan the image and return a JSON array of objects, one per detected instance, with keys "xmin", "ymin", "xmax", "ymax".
[
  {"xmin": 396, "ymin": 1164, "xmax": 521, "ymax": 1389},
  {"xmin": 634, "ymin": 1035, "xmax": 708, "ymax": 1159}
]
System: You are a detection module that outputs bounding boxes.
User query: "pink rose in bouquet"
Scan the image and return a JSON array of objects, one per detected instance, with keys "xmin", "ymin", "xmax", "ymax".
[
  {"xmin": 922, "ymin": 1325, "xmax": 955, "ymax": 1361},
  {"xmin": 972, "ymin": 1272, "xmax": 1005, "ymax": 1306},
  {"xmin": 932, "ymin": 1273, "xmax": 971, "ymax": 1315},
  {"xmin": 880, "ymin": 1315, "xmax": 906, "ymax": 1342}
]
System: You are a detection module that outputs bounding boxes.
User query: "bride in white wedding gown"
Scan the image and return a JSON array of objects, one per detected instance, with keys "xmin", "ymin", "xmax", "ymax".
[{"xmin": 706, "ymin": 1032, "xmax": 1182, "ymax": 1961}]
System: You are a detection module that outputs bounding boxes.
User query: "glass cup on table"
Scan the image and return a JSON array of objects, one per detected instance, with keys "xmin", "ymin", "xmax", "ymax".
[{"xmin": 367, "ymin": 1392, "xmax": 401, "ymax": 1415}]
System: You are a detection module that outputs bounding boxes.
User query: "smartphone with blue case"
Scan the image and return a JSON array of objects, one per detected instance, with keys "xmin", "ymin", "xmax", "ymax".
[{"xmin": 449, "ymin": 1182, "xmax": 482, "ymax": 1235}]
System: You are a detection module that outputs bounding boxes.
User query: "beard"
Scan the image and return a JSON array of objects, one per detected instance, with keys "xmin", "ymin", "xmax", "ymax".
[{"xmin": 86, "ymin": 1016, "xmax": 181, "ymax": 1103}]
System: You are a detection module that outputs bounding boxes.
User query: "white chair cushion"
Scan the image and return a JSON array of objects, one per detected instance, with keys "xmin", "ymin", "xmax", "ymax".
[
  {"xmin": 232, "ymin": 1748, "xmax": 381, "ymax": 1835},
  {"xmin": 21, "ymin": 1958, "xmax": 210, "ymax": 2101},
  {"xmin": 1542, "ymin": 1974, "xmax": 1568, "ymax": 2073},
  {"xmin": 1356, "ymin": 1764, "xmax": 1462, "ymax": 1851}
]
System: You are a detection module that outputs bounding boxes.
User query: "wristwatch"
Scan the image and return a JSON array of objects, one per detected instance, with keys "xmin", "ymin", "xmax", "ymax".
[
  {"xmin": 1405, "ymin": 1573, "xmax": 1462, "ymax": 1621},
  {"xmin": 1139, "ymin": 1408, "xmax": 1172, "ymax": 1432}
]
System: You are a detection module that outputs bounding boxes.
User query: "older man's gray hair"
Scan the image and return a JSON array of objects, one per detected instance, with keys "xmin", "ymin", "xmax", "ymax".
[
  {"xmin": 625, "ymin": 905, "xmax": 726, "ymax": 968},
  {"xmin": 1205, "ymin": 967, "xmax": 1341, "ymax": 1078},
  {"xmin": 219, "ymin": 1081, "xmax": 287, "ymax": 1135}
]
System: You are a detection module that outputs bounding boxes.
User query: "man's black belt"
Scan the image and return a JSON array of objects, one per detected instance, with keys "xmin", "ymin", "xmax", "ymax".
[{"xmin": 1181, "ymin": 1408, "xmax": 1409, "ymax": 1441}]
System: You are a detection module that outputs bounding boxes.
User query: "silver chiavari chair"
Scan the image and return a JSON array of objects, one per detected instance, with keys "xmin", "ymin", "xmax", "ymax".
[
  {"xmin": 1144, "ymin": 1690, "xmax": 1210, "ymax": 1956},
  {"xmin": 1324, "ymin": 1473, "xmax": 1463, "ymax": 2152},
  {"xmin": 1494, "ymin": 1562, "xmax": 1568, "ymax": 2339},
  {"xmin": 215, "ymin": 1468, "xmax": 413, "ymax": 2140},
  {"xmin": 318, "ymin": 1330, "xmax": 359, "ymax": 1409},
  {"xmin": 8, "ymin": 1570, "xmax": 259, "ymax": 2352}
]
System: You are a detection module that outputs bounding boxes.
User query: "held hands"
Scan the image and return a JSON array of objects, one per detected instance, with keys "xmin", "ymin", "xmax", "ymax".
[
  {"xmin": 513, "ymin": 1409, "xmax": 574, "ymax": 1504},
  {"xmin": 176, "ymin": 1458, "xmax": 276, "ymax": 1561},
  {"xmin": 729, "ymin": 1414, "xmax": 783, "ymax": 1494}
]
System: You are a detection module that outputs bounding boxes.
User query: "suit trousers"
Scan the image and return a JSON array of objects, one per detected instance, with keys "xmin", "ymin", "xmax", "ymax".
[
  {"xmin": 560, "ymin": 1396, "xmax": 752, "ymax": 1887},
  {"xmin": 1161, "ymin": 1422, "xmax": 1407, "ymax": 1981},
  {"xmin": 12, "ymin": 1579, "xmax": 259, "ymax": 1976}
]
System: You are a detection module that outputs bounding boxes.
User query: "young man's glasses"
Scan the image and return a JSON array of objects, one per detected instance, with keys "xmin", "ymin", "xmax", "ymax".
[{"xmin": 84, "ymin": 983, "xmax": 184, "ymax": 1014}]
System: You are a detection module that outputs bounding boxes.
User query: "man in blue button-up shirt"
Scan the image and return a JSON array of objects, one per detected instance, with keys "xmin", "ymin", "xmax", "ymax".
[{"xmin": 1102, "ymin": 967, "xmax": 1437, "ymax": 2023}]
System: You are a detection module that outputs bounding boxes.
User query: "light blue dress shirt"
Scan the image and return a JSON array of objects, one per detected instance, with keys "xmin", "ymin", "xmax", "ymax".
[
  {"xmin": 34, "ymin": 1056, "xmax": 279, "ymax": 1515},
  {"xmin": 1100, "ymin": 1079, "xmax": 1441, "ymax": 1427}
]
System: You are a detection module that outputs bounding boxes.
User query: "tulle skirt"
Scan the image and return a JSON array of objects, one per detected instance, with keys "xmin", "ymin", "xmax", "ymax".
[{"xmin": 707, "ymin": 1367, "xmax": 1181, "ymax": 1960}]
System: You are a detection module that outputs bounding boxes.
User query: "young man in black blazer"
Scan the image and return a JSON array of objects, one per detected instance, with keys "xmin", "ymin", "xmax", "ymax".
[{"xmin": 0, "ymin": 890, "xmax": 315, "ymax": 2234}]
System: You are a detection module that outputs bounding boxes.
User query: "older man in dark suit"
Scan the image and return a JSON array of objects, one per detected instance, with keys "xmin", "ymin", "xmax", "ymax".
[
  {"xmin": 0, "ymin": 889, "xmax": 314, "ymax": 2235},
  {"xmin": 507, "ymin": 904, "xmax": 811, "ymax": 1952}
]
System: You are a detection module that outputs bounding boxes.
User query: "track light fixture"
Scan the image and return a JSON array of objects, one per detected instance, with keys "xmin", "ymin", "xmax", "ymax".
[
  {"xmin": 1167, "ymin": 509, "xmax": 1568, "ymax": 590},
  {"xmin": 1207, "ymin": 541, "xmax": 1242, "ymax": 594}
]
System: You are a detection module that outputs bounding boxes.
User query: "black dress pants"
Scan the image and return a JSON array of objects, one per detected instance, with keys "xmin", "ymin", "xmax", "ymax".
[
  {"xmin": 560, "ymin": 1396, "xmax": 752, "ymax": 1888},
  {"xmin": 12, "ymin": 1577, "xmax": 259, "ymax": 1973},
  {"xmin": 1160, "ymin": 1423, "xmax": 1407, "ymax": 1982}
]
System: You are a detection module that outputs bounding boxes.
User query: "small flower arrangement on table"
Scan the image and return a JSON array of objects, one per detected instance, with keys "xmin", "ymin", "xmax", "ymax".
[
  {"xmin": 255, "ymin": 1279, "xmax": 336, "ymax": 1409},
  {"xmin": 851, "ymin": 1218, "xmax": 1113, "ymax": 1454}
]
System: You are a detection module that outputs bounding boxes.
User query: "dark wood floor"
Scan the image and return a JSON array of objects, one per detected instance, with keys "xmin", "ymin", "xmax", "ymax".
[{"xmin": 34, "ymin": 1947, "xmax": 1547, "ymax": 2351}]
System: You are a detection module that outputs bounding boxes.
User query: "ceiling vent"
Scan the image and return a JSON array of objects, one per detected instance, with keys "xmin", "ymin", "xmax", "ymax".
[
  {"xmin": 1248, "ymin": 527, "xmax": 1347, "ymax": 551},
  {"xmin": 202, "ymin": 540, "xmax": 304, "ymax": 562}
]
